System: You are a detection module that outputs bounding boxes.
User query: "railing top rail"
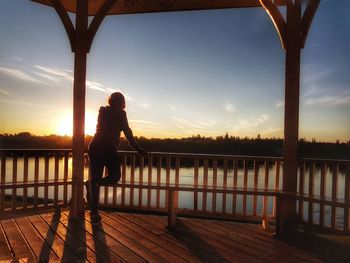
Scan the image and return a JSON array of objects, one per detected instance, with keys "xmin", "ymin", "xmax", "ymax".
[
  {"xmin": 1, "ymin": 149, "xmax": 349, "ymax": 164},
  {"xmin": 0, "ymin": 149, "xmax": 282, "ymax": 161},
  {"xmin": 0, "ymin": 149, "xmax": 72, "ymax": 153},
  {"xmin": 299, "ymin": 157, "xmax": 350, "ymax": 165}
]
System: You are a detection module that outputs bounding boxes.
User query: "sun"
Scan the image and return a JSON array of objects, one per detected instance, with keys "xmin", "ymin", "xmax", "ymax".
[{"xmin": 56, "ymin": 110, "xmax": 97, "ymax": 136}]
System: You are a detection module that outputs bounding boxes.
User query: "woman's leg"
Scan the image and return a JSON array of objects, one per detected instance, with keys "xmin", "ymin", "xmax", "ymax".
[
  {"xmin": 89, "ymin": 155, "xmax": 104, "ymax": 214},
  {"xmin": 100, "ymin": 148, "xmax": 121, "ymax": 185}
]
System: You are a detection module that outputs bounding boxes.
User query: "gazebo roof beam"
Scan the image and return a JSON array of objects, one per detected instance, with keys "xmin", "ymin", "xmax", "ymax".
[{"xmin": 33, "ymin": 0, "xmax": 287, "ymax": 16}]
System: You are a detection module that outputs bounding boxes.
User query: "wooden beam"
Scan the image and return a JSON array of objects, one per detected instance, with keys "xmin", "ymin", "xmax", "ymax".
[
  {"xmin": 50, "ymin": 0, "xmax": 75, "ymax": 51},
  {"xmin": 70, "ymin": 0, "xmax": 89, "ymax": 218},
  {"xmin": 300, "ymin": 0, "xmax": 320, "ymax": 48},
  {"xmin": 33, "ymin": 0, "xmax": 288, "ymax": 16},
  {"xmin": 87, "ymin": 0, "xmax": 118, "ymax": 52},
  {"xmin": 259, "ymin": 0, "xmax": 286, "ymax": 49}
]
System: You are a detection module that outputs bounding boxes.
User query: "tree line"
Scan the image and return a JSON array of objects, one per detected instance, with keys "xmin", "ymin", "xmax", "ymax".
[{"xmin": 0, "ymin": 132, "xmax": 349, "ymax": 159}]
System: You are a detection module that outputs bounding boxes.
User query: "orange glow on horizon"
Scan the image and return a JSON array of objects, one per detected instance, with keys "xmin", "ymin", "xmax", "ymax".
[{"xmin": 56, "ymin": 110, "xmax": 97, "ymax": 136}]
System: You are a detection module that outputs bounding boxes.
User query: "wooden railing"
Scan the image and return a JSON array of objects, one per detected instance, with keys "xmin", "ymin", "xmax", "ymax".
[
  {"xmin": 0, "ymin": 149, "xmax": 73, "ymax": 215},
  {"xmin": 297, "ymin": 158, "xmax": 350, "ymax": 233},
  {"xmin": 1, "ymin": 149, "xmax": 349, "ymax": 234},
  {"xmin": 103, "ymin": 152, "xmax": 283, "ymax": 223}
]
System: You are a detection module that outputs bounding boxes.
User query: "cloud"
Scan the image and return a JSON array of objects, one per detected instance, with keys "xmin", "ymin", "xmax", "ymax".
[
  {"xmin": 231, "ymin": 114, "xmax": 270, "ymax": 132},
  {"xmin": 34, "ymin": 65, "xmax": 135, "ymax": 99},
  {"xmin": 12, "ymin": 57, "xmax": 23, "ymax": 62},
  {"xmin": 86, "ymin": 80, "xmax": 105, "ymax": 92},
  {"xmin": 303, "ymin": 94, "xmax": 350, "ymax": 106},
  {"xmin": 138, "ymin": 103, "xmax": 151, "ymax": 108},
  {"xmin": 0, "ymin": 98, "xmax": 50, "ymax": 108},
  {"xmin": 0, "ymin": 67, "xmax": 46, "ymax": 85},
  {"xmin": 129, "ymin": 120, "xmax": 159, "ymax": 125},
  {"xmin": 198, "ymin": 120, "xmax": 216, "ymax": 127},
  {"xmin": 225, "ymin": 102, "xmax": 236, "ymax": 112},
  {"xmin": 260, "ymin": 127, "xmax": 283, "ymax": 136},
  {"xmin": 170, "ymin": 105, "xmax": 176, "ymax": 111},
  {"xmin": 302, "ymin": 64, "xmax": 334, "ymax": 84},
  {"xmin": 171, "ymin": 117, "xmax": 205, "ymax": 129},
  {"xmin": 32, "ymin": 71, "xmax": 59, "ymax": 82},
  {"xmin": 0, "ymin": 89, "xmax": 9, "ymax": 95},
  {"xmin": 275, "ymin": 101, "xmax": 284, "ymax": 108},
  {"xmin": 171, "ymin": 117, "xmax": 216, "ymax": 130},
  {"xmin": 34, "ymin": 65, "xmax": 73, "ymax": 81}
]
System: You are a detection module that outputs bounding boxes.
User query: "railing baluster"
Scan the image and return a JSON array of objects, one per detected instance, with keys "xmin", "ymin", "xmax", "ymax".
[
  {"xmin": 138, "ymin": 156, "xmax": 144, "ymax": 208},
  {"xmin": 253, "ymin": 160, "xmax": 259, "ymax": 216},
  {"xmin": 344, "ymin": 164, "xmax": 350, "ymax": 233},
  {"xmin": 175, "ymin": 156, "xmax": 180, "ymax": 187},
  {"xmin": 194, "ymin": 159, "xmax": 199, "ymax": 211},
  {"xmin": 202, "ymin": 159, "xmax": 208, "ymax": 212},
  {"xmin": 212, "ymin": 159, "xmax": 218, "ymax": 213},
  {"xmin": 121, "ymin": 154, "xmax": 126, "ymax": 207},
  {"xmin": 298, "ymin": 162, "xmax": 305, "ymax": 217},
  {"xmin": 104, "ymin": 167, "xmax": 108, "ymax": 205},
  {"xmin": 12, "ymin": 154, "xmax": 17, "ymax": 210},
  {"xmin": 34, "ymin": 156, "xmax": 39, "ymax": 208},
  {"xmin": 130, "ymin": 155, "xmax": 136, "ymax": 207},
  {"xmin": 44, "ymin": 153, "xmax": 49, "ymax": 207},
  {"xmin": 147, "ymin": 155, "xmax": 153, "ymax": 208},
  {"xmin": 308, "ymin": 162, "xmax": 315, "ymax": 224},
  {"xmin": 272, "ymin": 160, "xmax": 280, "ymax": 218},
  {"xmin": 263, "ymin": 161, "xmax": 269, "ymax": 218},
  {"xmin": 319, "ymin": 162, "xmax": 326, "ymax": 228},
  {"xmin": 222, "ymin": 159, "xmax": 228, "ymax": 214},
  {"xmin": 232, "ymin": 159, "xmax": 238, "ymax": 215},
  {"xmin": 23, "ymin": 154, "xmax": 29, "ymax": 209},
  {"xmin": 165, "ymin": 156, "xmax": 171, "ymax": 209},
  {"xmin": 54, "ymin": 153, "xmax": 59, "ymax": 205},
  {"xmin": 156, "ymin": 156, "xmax": 161, "ymax": 209},
  {"xmin": 63, "ymin": 153, "xmax": 69, "ymax": 205},
  {"xmin": 243, "ymin": 160, "xmax": 248, "ymax": 216},
  {"xmin": 331, "ymin": 164, "xmax": 338, "ymax": 230},
  {"xmin": 112, "ymin": 154, "xmax": 117, "ymax": 206},
  {"xmin": 0, "ymin": 152, "xmax": 6, "ymax": 211}
]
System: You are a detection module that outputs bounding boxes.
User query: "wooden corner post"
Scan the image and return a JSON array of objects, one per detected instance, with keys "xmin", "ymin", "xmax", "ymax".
[
  {"xmin": 70, "ymin": 0, "xmax": 89, "ymax": 218},
  {"xmin": 49, "ymin": 0, "xmax": 117, "ymax": 218},
  {"xmin": 260, "ymin": 0, "xmax": 320, "ymax": 234}
]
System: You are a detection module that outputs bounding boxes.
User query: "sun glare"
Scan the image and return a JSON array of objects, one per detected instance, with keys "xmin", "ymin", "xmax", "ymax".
[{"xmin": 56, "ymin": 110, "xmax": 97, "ymax": 136}]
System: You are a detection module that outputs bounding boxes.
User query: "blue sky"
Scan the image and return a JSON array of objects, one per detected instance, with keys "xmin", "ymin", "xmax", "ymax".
[{"xmin": 0, "ymin": 0, "xmax": 349, "ymax": 142}]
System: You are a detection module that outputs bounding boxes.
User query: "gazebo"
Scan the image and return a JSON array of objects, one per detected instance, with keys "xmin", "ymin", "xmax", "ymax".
[{"xmin": 31, "ymin": 0, "xmax": 320, "ymax": 233}]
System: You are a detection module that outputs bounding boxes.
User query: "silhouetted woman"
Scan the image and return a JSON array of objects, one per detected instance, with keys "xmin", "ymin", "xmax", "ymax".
[{"xmin": 88, "ymin": 92, "xmax": 146, "ymax": 218}]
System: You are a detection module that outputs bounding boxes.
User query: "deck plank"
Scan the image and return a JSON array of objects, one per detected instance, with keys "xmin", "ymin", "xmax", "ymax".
[
  {"xmin": 60, "ymin": 211, "xmax": 144, "ymax": 263},
  {"xmin": 84, "ymin": 212, "xmax": 167, "ymax": 263},
  {"xmin": 120, "ymin": 213, "xmax": 191, "ymax": 249},
  {"xmin": 98, "ymin": 212, "xmax": 187, "ymax": 263},
  {"xmin": 207, "ymin": 220, "xmax": 322, "ymax": 263},
  {"xmin": 0, "ymin": 221, "xmax": 13, "ymax": 261},
  {"xmin": 1, "ymin": 209, "xmax": 350, "ymax": 263},
  {"xmin": 105, "ymin": 211, "xmax": 202, "ymax": 263},
  {"xmin": 40, "ymin": 212, "xmax": 98, "ymax": 263},
  {"xmin": 14, "ymin": 216, "xmax": 59, "ymax": 262},
  {"xmin": 26, "ymin": 214, "xmax": 79, "ymax": 262},
  {"xmin": 1, "ymin": 219, "xmax": 35, "ymax": 262}
]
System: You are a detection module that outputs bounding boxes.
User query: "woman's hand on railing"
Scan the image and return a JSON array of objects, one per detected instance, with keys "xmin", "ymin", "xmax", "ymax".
[{"xmin": 137, "ymin": 147, "xmax": 148, "ymax": 155}]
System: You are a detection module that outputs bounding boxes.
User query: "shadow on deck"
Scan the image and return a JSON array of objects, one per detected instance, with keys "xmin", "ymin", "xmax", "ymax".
[{"xmin": 1, "ymin": 209, "xmax": 350, "ymax": 262}]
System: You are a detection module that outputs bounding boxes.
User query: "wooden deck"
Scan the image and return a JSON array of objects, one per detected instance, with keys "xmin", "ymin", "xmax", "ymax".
[{"xmin": 1, "ymin": 210, "xmax": 350, "ymax": 263}]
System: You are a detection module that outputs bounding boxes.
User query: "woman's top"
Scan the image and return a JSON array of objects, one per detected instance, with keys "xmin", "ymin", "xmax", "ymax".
[{"xmin": 90, "ymin": 106, "xmax": 140, "ymax": 150}]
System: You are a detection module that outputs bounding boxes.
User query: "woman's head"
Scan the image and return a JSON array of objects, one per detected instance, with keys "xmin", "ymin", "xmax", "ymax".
[{"xmin": 108, "ymin": 92, "xmax": 125, "ymax": 109}]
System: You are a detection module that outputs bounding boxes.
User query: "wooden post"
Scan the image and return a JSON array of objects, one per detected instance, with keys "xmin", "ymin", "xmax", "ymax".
[
  {"xmin": 70, "ymin": 0, "xmax": 88, "ymax": 218},
  {"xmin": 168, "ymin": 189, "xmax": 179, "ymax": 227},
  {"xmin": 282, "ymin": 0, "xmax": 301, "ymax": 233}
]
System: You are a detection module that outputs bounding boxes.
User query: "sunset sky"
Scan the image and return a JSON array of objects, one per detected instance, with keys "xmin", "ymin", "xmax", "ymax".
[{"xmin": 0, "ymin": 0, "xmax": 349, "ymax": 142}]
